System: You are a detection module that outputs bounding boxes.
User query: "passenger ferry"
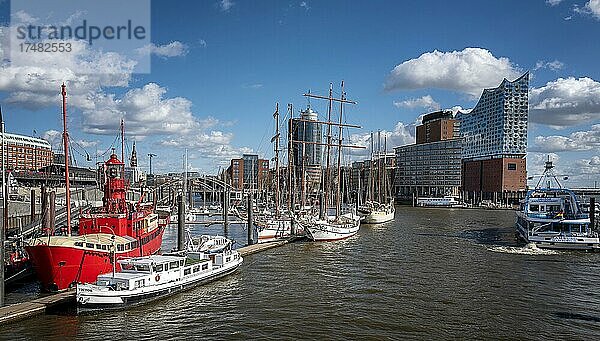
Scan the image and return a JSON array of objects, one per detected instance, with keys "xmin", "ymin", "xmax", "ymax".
[
  {"xmin": 515, "ymin": 159, "xmax": 598, "ymax": 250},
  {"xmin": 416, "ymin": 196, "xmax": 465, "ymax": 208},
  {"xmin": 77, "ymin": 243, "xmax": 242, "ymax": 310}
]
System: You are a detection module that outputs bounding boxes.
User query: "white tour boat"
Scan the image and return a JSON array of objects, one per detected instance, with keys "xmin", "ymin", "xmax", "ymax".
[
  {"xmin": 515, "ymin": 159, "xmax": 599, "ymax": 250},
  {"xmin": 77, "ymin": 245, "xmax": 242, "ymax": 310},
  {"xmin": 416, "ymin": 196, "xmax": 465, "ymax": 208}
]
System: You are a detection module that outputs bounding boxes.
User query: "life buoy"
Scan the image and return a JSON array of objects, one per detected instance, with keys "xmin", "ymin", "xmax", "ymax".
[{"xmin": 155, "ymin": 274, "xmax": 160, "ymax": 282}]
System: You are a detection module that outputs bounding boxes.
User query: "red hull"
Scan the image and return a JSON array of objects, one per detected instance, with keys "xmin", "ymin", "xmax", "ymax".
[{"xmin": 26, "ymin": 228, "xmax": 164, "ymax": 291}]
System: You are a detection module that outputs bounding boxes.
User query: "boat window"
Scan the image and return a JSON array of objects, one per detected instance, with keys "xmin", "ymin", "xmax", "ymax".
[
  {"xmin": 539, "ymin": 206, "xmax": 545, "ymax": 212},
  {"xmin": 184, "ymin": 268, "xmax": 191, "ymax": 275},
  {"xmin": 154, "ymin": 264, "xmax": 164, "ymax": 272},
  {"xmin": 134, "ymin": 279, "xmax": 145, "ymax": 288},
  {"xmin": 96, "ymin": 244, "xmax": 102, "ymax": 250},
  {"xmin": 164, "ymin": 264, "xmax": 169, "ymax": 270},
  {"xmin": 202, "ymin": 263, "xmax": 208, "ymax": 270},
  {"xmin": 170, "ymin": 261, "xmax": 179, "ymax": 269},
  {"xmin": 226, "ymin": 256, "xmax": 231, "ymax": 262},
  {"xmin": 179, "ymin": 260, "xmax": 184, "ymax": 266},
  {"xmin": 74, "ymin": 242, "xmax": 83, "ymax": 247},
  {"xmin": 86, "ymin": 243, "xmax": 94, "ymax": 248},
  {"xmin": 101, "ymin": 245, "xmax": 107, "ymax": 251},
  {"xmin": 135, "ymin": 264, "xmax": 150, "ymax": 272},
  {"xmin": 122, "ymin": 263, "xmax": 135, "ymax": 271},
  {"xmin": 193, "ymin": 265, "xmax": 200, "ymax": 273},
  {"xmin": 530, "ymin": 205, "xmax": 539, "ymax": 212}
]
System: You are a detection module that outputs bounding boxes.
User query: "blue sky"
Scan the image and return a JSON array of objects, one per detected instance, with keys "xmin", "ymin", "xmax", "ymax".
[{"xmin": 1, "ymin": 0, "xmax": 600, "ymax": 186}]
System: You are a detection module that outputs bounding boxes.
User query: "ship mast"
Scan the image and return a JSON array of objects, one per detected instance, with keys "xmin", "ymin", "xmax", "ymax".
[
  {"xmin": 61, "ymin": 84, "xmax": 72, "ymax": 236},
  {"xmin": 335, "ymin": 81, "xmax": 345, "ymax": 218},
  {"xmin": 369, "ymin": 132, "xmax": 374, "ymax": 203},
  {"xmin": 324, "ymin": 83, "xmax": 333, "ymax": 217},
  {"xmin": 303, "ymin": 81, "xmax": 362, "ymax": 220},
  {"xmin": 273, "ymin": 103, "xmax": 280, "ymax": 217}
]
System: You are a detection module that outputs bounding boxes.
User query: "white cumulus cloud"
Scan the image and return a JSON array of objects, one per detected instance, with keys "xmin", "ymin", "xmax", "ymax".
[
  {"xmin": 135, "ymin": 41, "xmax": 189, "ymax": 58},
  {"xmin": 384, "ymin": 48, "xmax": 522, "ymax": 97},
  {"xmin": 529, "ymin": 77, "xmax": 600, "ymax": 128},
  {"xmin": 393, "ymin": 95, "xmax": 440, "ymax": 111},
  {"xmin": 531, "ymin": 124, "xmax": 600, "ymax": 152}
]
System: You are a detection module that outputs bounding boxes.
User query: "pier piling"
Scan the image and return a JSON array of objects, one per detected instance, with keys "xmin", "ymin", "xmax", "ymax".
[
  {"xmin": 30, "ymin": 189, "xmax": 36, "ymax": 222},
  {"xmin": 247, "ymin": 194, "xmax": 254, "ymax": 245},
  {"xmin": 223, "ymin": 190, "xmax": 229, "ymax": 236},
  {"xmin": 177, "ymin": 194, "xmax": 184, "ymax": 251},
  {"xmin": 591, "ymin": 197, "xmax": 596, "ymax": 231},
  {"xmin": 49, "ymin": 191, "xmax": 56, "ymax": 233}
]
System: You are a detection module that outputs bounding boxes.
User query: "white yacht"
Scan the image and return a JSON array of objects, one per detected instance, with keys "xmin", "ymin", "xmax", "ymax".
[
  {"xmin": 77, "ymin": 247, "xmax": 242, "ymax": 310},
  {"xmin": 254, "ymin": 215, "xmax": 292, "ymax": 243},
  {"xmin": 301, "ymin": 212, "xmax": 360, "ymax": 241},
  {"xmin": 360, "ymin": 200, "xmax": 395, "ymax": 224},
  {"xmin": 515, "ymin": 159, "xmax": 598, "ymax": 250},
  {"xmin": 187, "ymin": 234, "xmax": 233, "ymax": 254}
]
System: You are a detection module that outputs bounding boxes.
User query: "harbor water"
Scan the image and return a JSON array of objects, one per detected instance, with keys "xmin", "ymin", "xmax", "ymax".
[{"xmin": 3, "ymin": 207, "xmax": 600, "ymax": 339}]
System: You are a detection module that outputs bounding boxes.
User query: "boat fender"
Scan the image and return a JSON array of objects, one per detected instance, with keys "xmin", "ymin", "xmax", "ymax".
[{"xmin": 155, "ymin": 274, "xmax": 160, "ymax": 282}]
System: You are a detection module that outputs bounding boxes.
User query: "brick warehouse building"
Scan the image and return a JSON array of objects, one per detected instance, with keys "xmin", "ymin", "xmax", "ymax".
[
  {"xmin": 4, "ymin": 132, "xmax": 53, "ymax": 171},
  {"xmin": 457, "ymin": 72, "xmax": 529, "ymax": 204}
]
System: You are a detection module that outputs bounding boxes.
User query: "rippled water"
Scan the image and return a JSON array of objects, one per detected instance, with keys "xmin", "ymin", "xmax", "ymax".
[{"xmin": 3, "ymin": 207, "xmax": 600, "ymax": 339}]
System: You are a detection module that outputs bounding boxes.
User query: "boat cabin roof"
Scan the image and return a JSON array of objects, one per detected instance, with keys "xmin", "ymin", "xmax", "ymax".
[{"xmin": 118, "ymin": 254, "xmax": 183, "ymax": 266}]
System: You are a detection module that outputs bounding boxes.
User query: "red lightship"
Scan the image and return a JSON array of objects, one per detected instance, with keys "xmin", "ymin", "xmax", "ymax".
[{"xmin": 26, "ymin": 85, "xmax": 164, "ymax": 291}]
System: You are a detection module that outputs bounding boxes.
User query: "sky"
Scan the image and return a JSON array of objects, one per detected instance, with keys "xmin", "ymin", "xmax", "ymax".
[{"xmin": 1, "ymin": 0, "xmax": 600, "ymax": 187}]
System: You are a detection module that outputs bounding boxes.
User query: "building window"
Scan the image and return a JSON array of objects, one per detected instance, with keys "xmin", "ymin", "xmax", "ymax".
[{"xmin": 507, "ymin": 163, "xmax": 517, "ymax": 170}]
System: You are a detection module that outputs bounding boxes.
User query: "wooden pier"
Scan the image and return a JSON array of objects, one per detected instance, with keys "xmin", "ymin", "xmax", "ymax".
[{"xmin": 0, "ymin": 290, "xmax": 75, "ymax": 325}]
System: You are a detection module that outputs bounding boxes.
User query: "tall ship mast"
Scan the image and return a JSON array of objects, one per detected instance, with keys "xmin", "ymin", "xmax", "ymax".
[
  {"xmin": 298, "ymin": 81, "xmax": 365, "ymax": 241},
  {"xmin": 25, "ymin": 84, "xmax": 165, "ymax": 291}
]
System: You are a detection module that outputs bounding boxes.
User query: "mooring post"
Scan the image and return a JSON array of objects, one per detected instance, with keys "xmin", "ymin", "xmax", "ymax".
[
  {"xmin": 355, "ymin": 191, "xmax": 359, "ymax": 213},
  {"xmin": 223, "ymin": 190, "xmax": 229, "ymax": 236},
  {"xmin": 30, "ymin": 189, "xmax": 36, "ymax": 222},
  {"xmin": 41, "ymin": 185, "xmax": 48, "ymax": 232},
  {"xmin": 247, "ymin": 193, "xmax": 254, "ymax": 245},
  {"xmin": 177, "ymin": 194, "xmax": 185, "ymax": 251},
  {"xmin": 49, "ymin": 191, "xmax": 56, "ymax": 235},
  {"xmin": 591, "ymin": 197, "xmax": 596, "ymax": 231},
  {"xmin": 319, "ymin": 191, "xmax": 324, "ymax": 220}
]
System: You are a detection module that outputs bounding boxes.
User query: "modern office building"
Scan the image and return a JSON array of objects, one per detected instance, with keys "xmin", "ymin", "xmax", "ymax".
[
  {"xmin": 292, "ymin": 106, "xmax": 323, "ymax": 187},
  {"xmin": 4, "ymin": 132, "xmax": 53, "ymax": 171},
  {"xmin": 456, "ymin": 72, "xmax": 528, "ymax": 203},
  {"xmin": 394, "ymin": 139, "xmax": 462, "ymax": 198},
  {"xmin": 226, "ymin": 154, "xmax": 269, "ymax": 191},
  {"xmin": 394, "ymin": 110, "xmax": 462, "ymax": 199}
]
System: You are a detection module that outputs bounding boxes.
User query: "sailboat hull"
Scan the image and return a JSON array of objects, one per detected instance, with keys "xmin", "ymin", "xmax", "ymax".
[{"xmin": 362, "ymin": 208, "xmax": 395, "ymax": 224}]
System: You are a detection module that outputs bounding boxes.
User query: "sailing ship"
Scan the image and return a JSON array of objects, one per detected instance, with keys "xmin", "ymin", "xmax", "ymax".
[
  {"xmin": 26, "ymin": 85, "xmax": 165, "ymax": 291},
  {"xmin": 255, "ymin": 103, "xmax": 293, "ymax": 243},
  {"xmin": 515, "ymin": 158, "xmax": 598, "ymax": 250},
  {"xmin": 360, "ymin": 131, "xmax": 395, "ymax": 224},
  {"xmin": 298, "ymin": 81, "xmax": 363, "ymax": 241}
]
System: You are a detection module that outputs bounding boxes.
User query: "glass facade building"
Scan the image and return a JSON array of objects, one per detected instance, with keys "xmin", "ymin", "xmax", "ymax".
[
  {"xmin": 458, "ymin": 73, "xmax": 528, "ymax": 161},
  {"xmin": 394, "ymin": 139, "xmax": 462, "ymax": 197},
  {"xmin": 292, "ymin": 107, "xmax": 323, "ymax": 186}
]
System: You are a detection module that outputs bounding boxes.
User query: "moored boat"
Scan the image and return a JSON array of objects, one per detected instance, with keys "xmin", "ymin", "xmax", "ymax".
[
  {"xmin": 301, "ymin": 212, "xmax": 360, "ymax": 241},
  {"xmin": 77, "ymin": 244, "xmax": 242, "ymax": 310},
  {"xmin": 361, "ymin": 200, "xmax": 395, "ymax": 224}
]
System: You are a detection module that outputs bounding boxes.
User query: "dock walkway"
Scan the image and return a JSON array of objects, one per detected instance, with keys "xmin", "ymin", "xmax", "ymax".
[{"xmin": 0, "ymin": 290, "xmax": 75, "ymax": 325}]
